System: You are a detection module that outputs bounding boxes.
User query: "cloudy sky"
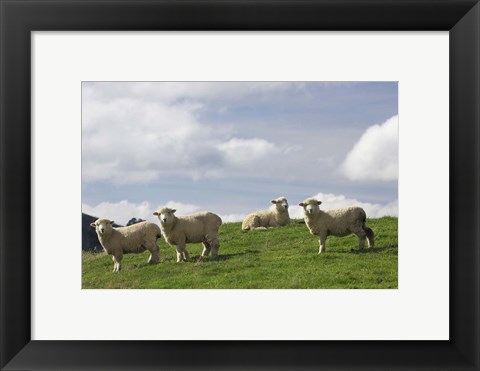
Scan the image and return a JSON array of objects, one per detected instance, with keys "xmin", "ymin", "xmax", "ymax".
[{"xmin": 82, "ymin": 82, "xmax": 398, "ymax": 225}]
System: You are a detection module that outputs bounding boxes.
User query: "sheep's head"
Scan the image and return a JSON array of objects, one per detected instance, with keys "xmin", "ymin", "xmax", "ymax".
[
  {"xmin": 271, "ymin": 197, "xmax": 289, "ymax": 213},
  {"xmin": 90, "ymin": 218, "xmax": 114, "ymax": 236},
  {"xmin": 298, "ymin": 199, "xmax": 322, "ymax": 216},
  {"xmin": 153, "ymin": 207, "xmax": 176, "ymax": 226}
]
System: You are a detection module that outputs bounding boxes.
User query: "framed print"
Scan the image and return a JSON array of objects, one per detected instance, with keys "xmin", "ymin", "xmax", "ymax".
[
  {"xmin": 1, "ymin": 0, "xmax": 479, "ymax": 370},
  {"xmin": 80, "ymin": 80, "xmax": 399, "ymax": 288}
]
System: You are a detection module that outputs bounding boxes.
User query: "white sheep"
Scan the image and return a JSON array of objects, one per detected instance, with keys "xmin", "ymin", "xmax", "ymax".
[
  {"xmin": 153, "ymin": 207, "xmax": 222, "ymax": 262},
  {"xmin": 90, "ymin": 218, "xmax": 161, "ymax": 272},
  {"xmin": 242, "ymin": 197, "xmax": 290, "ymax": 231},
  {"xmin": 298, "ymin": 198, "xmax": 374, "ymax": 253}
]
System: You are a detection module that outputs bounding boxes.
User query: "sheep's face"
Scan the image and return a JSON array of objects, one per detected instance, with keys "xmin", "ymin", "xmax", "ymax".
[
  {"xmin": 271, "ymin": 197, "xmax": 289, "ymax": 213},
  {"xmin": 153, "ymin": 207, "xmax": 176, "ymax": 226},
  {"xmin": 90, "ymin": 219, "xmax": 114, "ymax": 236},
  {"xmin": 298, "ymin": 199, "xmax": 322, "ymax": 216}
]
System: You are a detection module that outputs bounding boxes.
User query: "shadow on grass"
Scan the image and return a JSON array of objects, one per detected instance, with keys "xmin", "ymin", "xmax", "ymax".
[
  {"xmin": 192, "ymin": 249, "xmax": 260, "ymax": 262},
  {"xmin": 129, "ymin": 250, "xmax": 260, "ymax": 268},
  {"xmin": 350, "ymin": 245, "xmax": 398, "ymax": 254},
  {"xmin": 130, "ymin": 261, "xmax": 160, "ymax": 269}
]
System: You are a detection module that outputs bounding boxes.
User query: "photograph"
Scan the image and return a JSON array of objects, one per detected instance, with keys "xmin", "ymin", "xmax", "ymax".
[{"xmin": 82, "ymin": 81, "xmax": 399, "ymax": 289}]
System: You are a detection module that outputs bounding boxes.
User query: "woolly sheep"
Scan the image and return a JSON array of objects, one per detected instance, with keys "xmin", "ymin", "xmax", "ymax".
[
  {"xmin": 90, "ymin": 218, "xmax": 161, "ymax": 272},
  {"xmin": 242, "ymin": 197, "xmax": 290, "ymax": 231},
  {"xmin": 298, "ymin": 198, "xmax": 374, "ymax": 253},
  {"xmin": 153, "ymin": 207, "xmax": 222, "ymax": 262}
]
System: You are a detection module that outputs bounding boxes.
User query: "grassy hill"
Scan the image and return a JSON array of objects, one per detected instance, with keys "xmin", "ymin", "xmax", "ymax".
[{"xmin": 82, "ymin": 217, "xmax": 398, "ymax": 289}]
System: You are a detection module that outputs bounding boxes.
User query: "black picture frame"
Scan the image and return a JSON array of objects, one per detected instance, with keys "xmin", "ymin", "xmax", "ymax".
[{"xmin": 1, "ymin": 1, "xmax": 479, "ymax": 370}]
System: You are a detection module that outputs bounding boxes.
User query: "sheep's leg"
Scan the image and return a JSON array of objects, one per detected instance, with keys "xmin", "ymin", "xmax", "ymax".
[
  {"xmin": 201, "ymin": 241, "xmax": 211, "ymax": 257},
  {"xmin": 174, "ymin": 237, "xmax": 188, "ymax": 262},
  {"xmin": 112, "ymin": 254, "xmax": 122, "ymax": 272},
  {"xmin": 210, "ymin": 239, "xmax": 220, "ymax": 259},
  {"xmin": 353, "ymin": 228, "xmax": 367, "ymax": 250},
  {"xmin": 250, "ymin": 216, "xmax": 268, "ymax": 230},
  {"xmin": 175, "ymin": 243, "xmax": 188, "ymax": 262},
  {"xmin": 358, "ymin": 235, "xmax": 366, "ymax": 249},
  {"xmin": 364, "ymin": 226, "xmax": 375, "ymax": 248},
  {"xmin": 318, "ymin": 236, "xmax": 327, "ymax": 254},
  {"xmin": 175, "ymin": 247, "xmax": 187, "ymax": 262},
  {"xmin": 116, "ymin": 256, "xmax": 122, "ymax": 272},
  {"xmin": 176, "ymin": 250, "xmax": 183, "ymax": 263},
  {"xmin": 147, "ymin": 251, "xmax": 159, "ymax": 264},
  {"xmin": 196, "ymin": 241, "xmax": 213, "ymax": 263},
  {"xmin": 146, "ymin": 241, "xmax": 160, "ymax": 264}
]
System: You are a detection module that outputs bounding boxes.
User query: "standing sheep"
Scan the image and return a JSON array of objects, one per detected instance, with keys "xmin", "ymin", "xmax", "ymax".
[
  {"xmin": 90, "ymin": 219, "xmax": 161, "ymax": 272},
  {"xmin": 242, "ymin": 197, "xmax": 290, "ymax": 231},
  {"xmin": 153, "ymin": 207, "xmax": 222, "ymax": 262},
  {"xmin": 298, "ymin": 198, "xmax": 374, "ymax": 253}
]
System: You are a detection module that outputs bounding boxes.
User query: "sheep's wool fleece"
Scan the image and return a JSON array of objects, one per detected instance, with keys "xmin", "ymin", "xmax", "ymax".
[
  {"xmin": 100, "ymin": 221, "xmax": 161, "ymax": 254},
  {"xmin": 242, "ymin": 209, "xmax": 289, "ymax": 229},
  {"xmin": 161, "ymin": 212, "xmax": 222, "ymax": 245},
  {"xmin": 304, "ymin": 204, "xmax": 366, "ymax": 237}
]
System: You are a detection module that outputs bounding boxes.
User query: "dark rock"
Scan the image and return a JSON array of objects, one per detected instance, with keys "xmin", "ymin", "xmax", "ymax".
[{"xmin": 126, "ymin": 217, "xmax": 145, "ymax": 226}]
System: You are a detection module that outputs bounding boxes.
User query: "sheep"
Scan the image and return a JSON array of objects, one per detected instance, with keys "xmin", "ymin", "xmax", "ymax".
[
  {"xmin": 90, "ymin": 218, "xmax": 161, "ymax": 272},
  {"xmin": 298, "ymin": 198, "xmax": 374, "ymax": 253},
  {"xmin": 153, "ymin": 207, "xmax": 222, "ymax": 262},
  {"xmin": 241, "ymin": 197, "xmax": 290, "ymax": 231}
]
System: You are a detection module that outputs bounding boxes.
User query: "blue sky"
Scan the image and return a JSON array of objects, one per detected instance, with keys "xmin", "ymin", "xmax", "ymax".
[{"xmin": 82, "ymin": 82, "xmax": 398, "ymax": 225}]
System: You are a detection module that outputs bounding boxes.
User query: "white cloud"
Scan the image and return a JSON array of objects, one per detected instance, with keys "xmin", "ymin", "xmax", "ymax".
[
  {"xmin": 83, "ymin": 82, "xmax": 393, "ymax": 187},
  {"xmin": 82, "ymin": 83, "xmax": 303, "ymax": 184},
  {"xmin": 284, "ymin": 144, "xmax": 303, "ymax": 154},
  {"xmin": 82, "ymin": 199, "xmax": 248, "ymax": 225},
  {"xmin": 288, "ymin": 205, "xmax": 307, "ymax": 220},
  {"xmin": 82, "ymin": 200, "xmax": 246, "ymax": 225},
  {"xmin": 83, "ymin": 200, "xmax": 203, "ymax": 225},
  {"xmin": 341, "ymin": 115, "xmax": 398, "ymax": 181},
  {"xmin": 292, "ymin": 192, "xmax": 398, "ymax": 218},
  {"xmin": 163, "ymin": 201, "xmax": 200, "ymax": 215},
  {"xmin": 219, "ymin": 213, "xmax": 247, "ymax": 223},
  {"xmin": 82, "ymin": 200, "xmax": 156, "ymax": 225},
  {"xmin": 83, "ymin": 82, "xmax": 300, "ymax": 104},
  {"xmin": 82, "ymin": 96, "xmax": 223, "ymax": 184},
  {"xmin": 217, "ymin": 138, "xmax": 278, "ymax": 166}
]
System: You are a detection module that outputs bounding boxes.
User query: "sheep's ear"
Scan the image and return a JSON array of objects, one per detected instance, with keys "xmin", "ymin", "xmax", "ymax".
[
  {"xmin": 298, "ymin": 202, "xmax": 305, "ymax": 207},
  {"xmin": 171, "ymin": 209, "xmax": 177, "ymax": 213},
  {"xmin": 271, "ymin": 200, "xmax": 277, "ymax": 204},
  {"xmin": 317, "ymin": 201, "xmax": 322, "ymax": 205},
  {"xmin": 90, "ymin": 223, "xmax": 96, "ymax": 228},
  {"xmin": 153, "ymin": 211, "xmax": 159, "ymax": 216},
  {"xmin": 109, "ymin": 220, "xmax": 114, "ymax": 224}
]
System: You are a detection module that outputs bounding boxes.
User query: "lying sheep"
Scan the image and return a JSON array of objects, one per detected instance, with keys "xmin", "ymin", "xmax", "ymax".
[
  {"xmin": 153, "ymin": 207, "xmax": 222, "ymax": 262},
  {"xmin": 242, "ymin": 197, "xmax": 290, "ymax": 231},
  {"xmin": 90, "ymin": 218, "xmax": 161, "ymax": 272},
  {"xmin": 298, "ymin": 198, "xmax": 374, "ymax": 253}
]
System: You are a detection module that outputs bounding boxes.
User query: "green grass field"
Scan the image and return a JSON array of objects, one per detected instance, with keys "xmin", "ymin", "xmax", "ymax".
[{"xmin": 82, "ymin": 217, "xmax": 397, "ymax": 289}]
